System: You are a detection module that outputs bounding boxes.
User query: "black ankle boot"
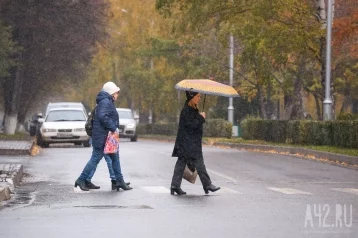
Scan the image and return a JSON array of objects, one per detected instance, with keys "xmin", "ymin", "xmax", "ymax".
[
  {"xmin": 111, "ymin": 180, "xmax": 116, "ymax": 190},
  {"xmin": 85, "ymin": 181, "xmax": 100, "ymax": 189},
  {"xmin": 113, "ymin": 180, "xmax": 132, "ymax": 191},
  {"xmin": 111, "ymin": 180, "xmax": 131, "ymax": 190},
  {"xmin": 75, "ymin": 179, "xmax": 89, "ymax": 191},
  {"xmin": 170, "ymin": 186, "xmax": 186, "ymax": 195},
  {"xmin": 203, "ymin": 184, "xmax": 220, "ymax": 194}
]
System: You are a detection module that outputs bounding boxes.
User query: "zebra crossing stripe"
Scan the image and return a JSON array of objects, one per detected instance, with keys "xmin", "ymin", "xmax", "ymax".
[
  {"xmin": 73, "ymin": 186, "xmax": 90, "ymax": 193},
  {"xmin": 266, "ymin": 187, "xmax": 312, "ymax": 195},
  {"xmin": 74, "ymin": 186, "xmax": 358, "ymax": 196},
  {"xmin": 216, "ymin": 187, "xmax": 241, "ymax": 194},
  {"xmin": 331, "ymin": 188, "xmax": 358, "ymax": 195},
  {"xmin": 206, "ymin": 169, "xmax": 238, "ymax": 183},
  {"xmin": 141, "ymin": 186, "xmax": 170, "ymax": 193}
]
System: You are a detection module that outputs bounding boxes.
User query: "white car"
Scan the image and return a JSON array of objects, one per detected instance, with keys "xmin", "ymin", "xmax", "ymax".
[
  {"xmin": 116, "ymin": 108, "xmax": 137, "ymax": 142},
  {"xmin": 38, "ymin": 108, "xmax": 90, "ymax": 148},
  {"xmin": 44, "ymin": 102, "xmax": 87, "ymax": 117}
]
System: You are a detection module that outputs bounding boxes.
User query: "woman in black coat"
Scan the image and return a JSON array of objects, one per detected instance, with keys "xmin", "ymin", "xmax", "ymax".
[{"xmin": 170, "ymin": 90, "xmax": 220, "ymax": 195}]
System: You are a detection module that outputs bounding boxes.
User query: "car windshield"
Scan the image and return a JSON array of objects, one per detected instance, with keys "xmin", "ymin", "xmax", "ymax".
[
  {"xmin": 46, "ymin": 103, "xmax": 84, "ymax": 115},
  {"xmin": 46, "ymin": 110, "xmax": 86, "ymax": 122},
  {"xmin": 117, "ymin": 110, "xmax": 133, "ymax": 119}
]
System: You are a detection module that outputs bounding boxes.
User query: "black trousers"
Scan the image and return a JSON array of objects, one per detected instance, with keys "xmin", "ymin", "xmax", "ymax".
[{"xmin": 171, "ymin": 156, "xmax": 211, "ymax": 188}]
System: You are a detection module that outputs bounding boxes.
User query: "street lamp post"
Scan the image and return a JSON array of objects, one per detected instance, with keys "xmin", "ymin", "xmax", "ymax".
[
  {"xmin": 323, "ymin": 0, "xmax": 333, "ymax": 120},
  {"xmin": 228, "ymin": 34, "xmax": 234, "ymax": 124}
]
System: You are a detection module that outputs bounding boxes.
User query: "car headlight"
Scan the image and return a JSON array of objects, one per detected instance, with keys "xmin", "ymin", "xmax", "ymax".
[
  {"xmin": 126, "ymin": 124, "xmax": 135, "ymax": 129},
  {"xmin": 74, "ymin": 128, "xmax": 85, "ymax": 132},
  {"xmin": 42, "ymin": 128, "xmax": 56, "ymax": 132}
]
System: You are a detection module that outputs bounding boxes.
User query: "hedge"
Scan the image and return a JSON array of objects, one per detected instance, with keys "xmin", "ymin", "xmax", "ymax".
[
  {"xmin": 241, "ymin": 119, "xmax": 287, "ymax": 143},
  {"xmin": 241, "ymin": 119, "xmax": 358, "ymax": 148}
]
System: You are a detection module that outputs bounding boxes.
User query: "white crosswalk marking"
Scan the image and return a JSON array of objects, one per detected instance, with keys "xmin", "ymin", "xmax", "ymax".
[
  {"xmin": 73, "ymin": 185, "xmax": 358, "ymax": 196},
  {"xmin": 139, "ymin": 186, "xmax": 240, "ymax": 194},
  {"xmin": 141, "ymin": 186, "xmax": 170, "ymax": 193},
  {"xmin": 215, "ymin": 187, "xmax": 241, "ymax": 194},
  {"xmin": 73, "ymin": 186, "xmax": 90, "ymax": 193},
  {"xmin": 331, "ymin": 188, "xmax": 358, "ymax": 195},
  {"xmin": 266, "ymin": 187, "xmax": 312, "ymax": 195},
  {"xmin": 206, "ymin": 169, "xmax": 238, "ymax": 183}
]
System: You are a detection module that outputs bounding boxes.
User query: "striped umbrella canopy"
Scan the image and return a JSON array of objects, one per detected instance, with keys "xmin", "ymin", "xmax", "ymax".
[{"xmin": 175, "ymin": 79, "xmax": 239, "ymax": 97}]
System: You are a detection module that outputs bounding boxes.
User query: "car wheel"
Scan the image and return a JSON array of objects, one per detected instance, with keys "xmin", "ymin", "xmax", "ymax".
[
  {"xmin": 83, "ymin": 141, "xmax": 91, "ymax": 147},
  {"xmin": 41, "ymin": 143, "xmax": 49, "ymax": 148},
  {"xmin": 130, "ymin": 135, "xmax": 137, "ymax": 142}
]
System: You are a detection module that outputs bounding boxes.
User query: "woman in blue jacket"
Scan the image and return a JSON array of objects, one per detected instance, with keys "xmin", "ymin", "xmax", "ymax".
[{"xmin": 75, "ymin": 82, "xmax": 132, "ymax": 191}]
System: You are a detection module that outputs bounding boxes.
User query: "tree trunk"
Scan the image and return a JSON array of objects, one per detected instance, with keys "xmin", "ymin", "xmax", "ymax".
[
  {"xmin": 265, "ymin": 80, "xmax": 275, "ymax": 119},
  {"xmin": 313, "ymin": 92, "xmax": 322, "ymax": 120},
  {"xmin": 283, "ymin": 60, "xmax": 305, "ymax": 120},
  {"xmin": 340, "ymin": 87, "xmax": 352, "ymax": 113},
  {"xmin": 290, "ymin": 61, "xmax": 305, "ymax": 120},
  {"xmin": 17, "ymin": 68, "xmax": 37, "ymax": 127},
  {"xmin": 17, "ymin": 88, "xmax": 33, "ymax": 127},
  {"xmin": 316, "ymin": 0, "xmax": 327, "ymax": 22},
  {"xmin": 257, "ymin": 86, "xmax": 267, "ymax": 119},
  {"xmin": 4, "ymin": 64, "xmax": 23, "ymax": 134},
  {"xmin": 283, "ymin": 94, "xmax": 294, "ymax": 120}
]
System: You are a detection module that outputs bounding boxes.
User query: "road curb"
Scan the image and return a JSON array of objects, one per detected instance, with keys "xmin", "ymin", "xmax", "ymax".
[
  {"xmin": 0, "ymin": 164, "xmax": 24, "ymax": 187},
  {"xmin": 213, "ymin": 142, "xmax": 358, "ymax": 167},
  {"xmin": 0, "ymin": 164, "xmax": 23, "ymax": 203},
  {"xmin": 0, "ymin": 140, "xmax": 35, "ymax": 156},
  {"xmin": 0, "ymin": 186, "xmax": 11, "ymax": 203}
]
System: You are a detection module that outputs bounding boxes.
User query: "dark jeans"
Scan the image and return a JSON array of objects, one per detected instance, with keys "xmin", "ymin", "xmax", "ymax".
[
  {"xmin": 87, "ymin": 153, "xmax": 120, "ymax": 181},
  {"xmin": 171, "ymin": 156, "xmax": 211, "ymax": 188},
  {"xmin": 78, "ymin": 147, "xmax": 124, "ymax": 183}
]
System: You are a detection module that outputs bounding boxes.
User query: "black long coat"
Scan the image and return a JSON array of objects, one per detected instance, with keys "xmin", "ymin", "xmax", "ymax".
[{"xmin": 172, "ymin": 101, "xmax": 205, "ymax": 159}]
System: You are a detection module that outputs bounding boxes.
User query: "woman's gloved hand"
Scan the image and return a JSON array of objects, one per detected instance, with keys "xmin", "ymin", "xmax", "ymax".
[{"xmin": 187, "ymin": 160, "xmax": 196, "ymax": 172}]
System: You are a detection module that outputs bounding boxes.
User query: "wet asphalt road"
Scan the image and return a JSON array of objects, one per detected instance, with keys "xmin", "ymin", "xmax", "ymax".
[{"xmin": 0, "ymin": 139, "xmax": 357, "ymax": 238}]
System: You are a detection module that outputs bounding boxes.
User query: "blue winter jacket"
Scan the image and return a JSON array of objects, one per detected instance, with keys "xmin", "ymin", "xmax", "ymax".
[{"xmin": 91, "ymin": 91, "xmax": 119, "ymax": 149}]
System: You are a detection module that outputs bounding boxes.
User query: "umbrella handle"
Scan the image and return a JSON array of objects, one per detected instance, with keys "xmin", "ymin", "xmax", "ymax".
[{"xmin": 202, "ymin": 94, "xmax": 206, "ymax": 111}]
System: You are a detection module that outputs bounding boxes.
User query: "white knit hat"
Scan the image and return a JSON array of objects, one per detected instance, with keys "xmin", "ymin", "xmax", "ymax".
[{"xmin": 102, "ymin": 82, "xmax": 120, "ymax": 95}]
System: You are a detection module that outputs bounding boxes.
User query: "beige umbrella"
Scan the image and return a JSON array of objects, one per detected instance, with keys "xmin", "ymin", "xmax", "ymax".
[{"xmin": 175, "ymin": 79, "xmax": 239, "ymax": 110}]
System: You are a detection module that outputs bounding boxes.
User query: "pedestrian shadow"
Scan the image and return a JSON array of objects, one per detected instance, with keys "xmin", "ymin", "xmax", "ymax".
[{"xmin": 171, "ymin": 194, "xmax": 218, "ymax": 199}]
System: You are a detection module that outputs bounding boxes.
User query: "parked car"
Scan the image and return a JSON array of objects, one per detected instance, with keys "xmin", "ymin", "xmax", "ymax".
[
  {"xmin": 44, "ymin": 102, "xmax": 87, "ymax": 117},
  {"xmin": 37, "ymin": 107, "xmax": 90, "ymax": 148},
  {"xmin": 30, "ymin": 102, "xmax": 88, "ymax": 139},
  {"xmin": 116, "ymin": 108, "xmax": 137, "ymax": 142}
]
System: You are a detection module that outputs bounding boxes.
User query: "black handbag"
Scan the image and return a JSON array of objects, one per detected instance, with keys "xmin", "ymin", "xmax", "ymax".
[{"xmin": 85, "ymin": 106, "xmax": 97, "ymax": 136}]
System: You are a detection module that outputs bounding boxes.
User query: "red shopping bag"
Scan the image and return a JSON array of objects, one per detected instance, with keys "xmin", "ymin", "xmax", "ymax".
[{"xmin": 104, "ymin": 131, "xmax": 119, "ymax": 154}]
